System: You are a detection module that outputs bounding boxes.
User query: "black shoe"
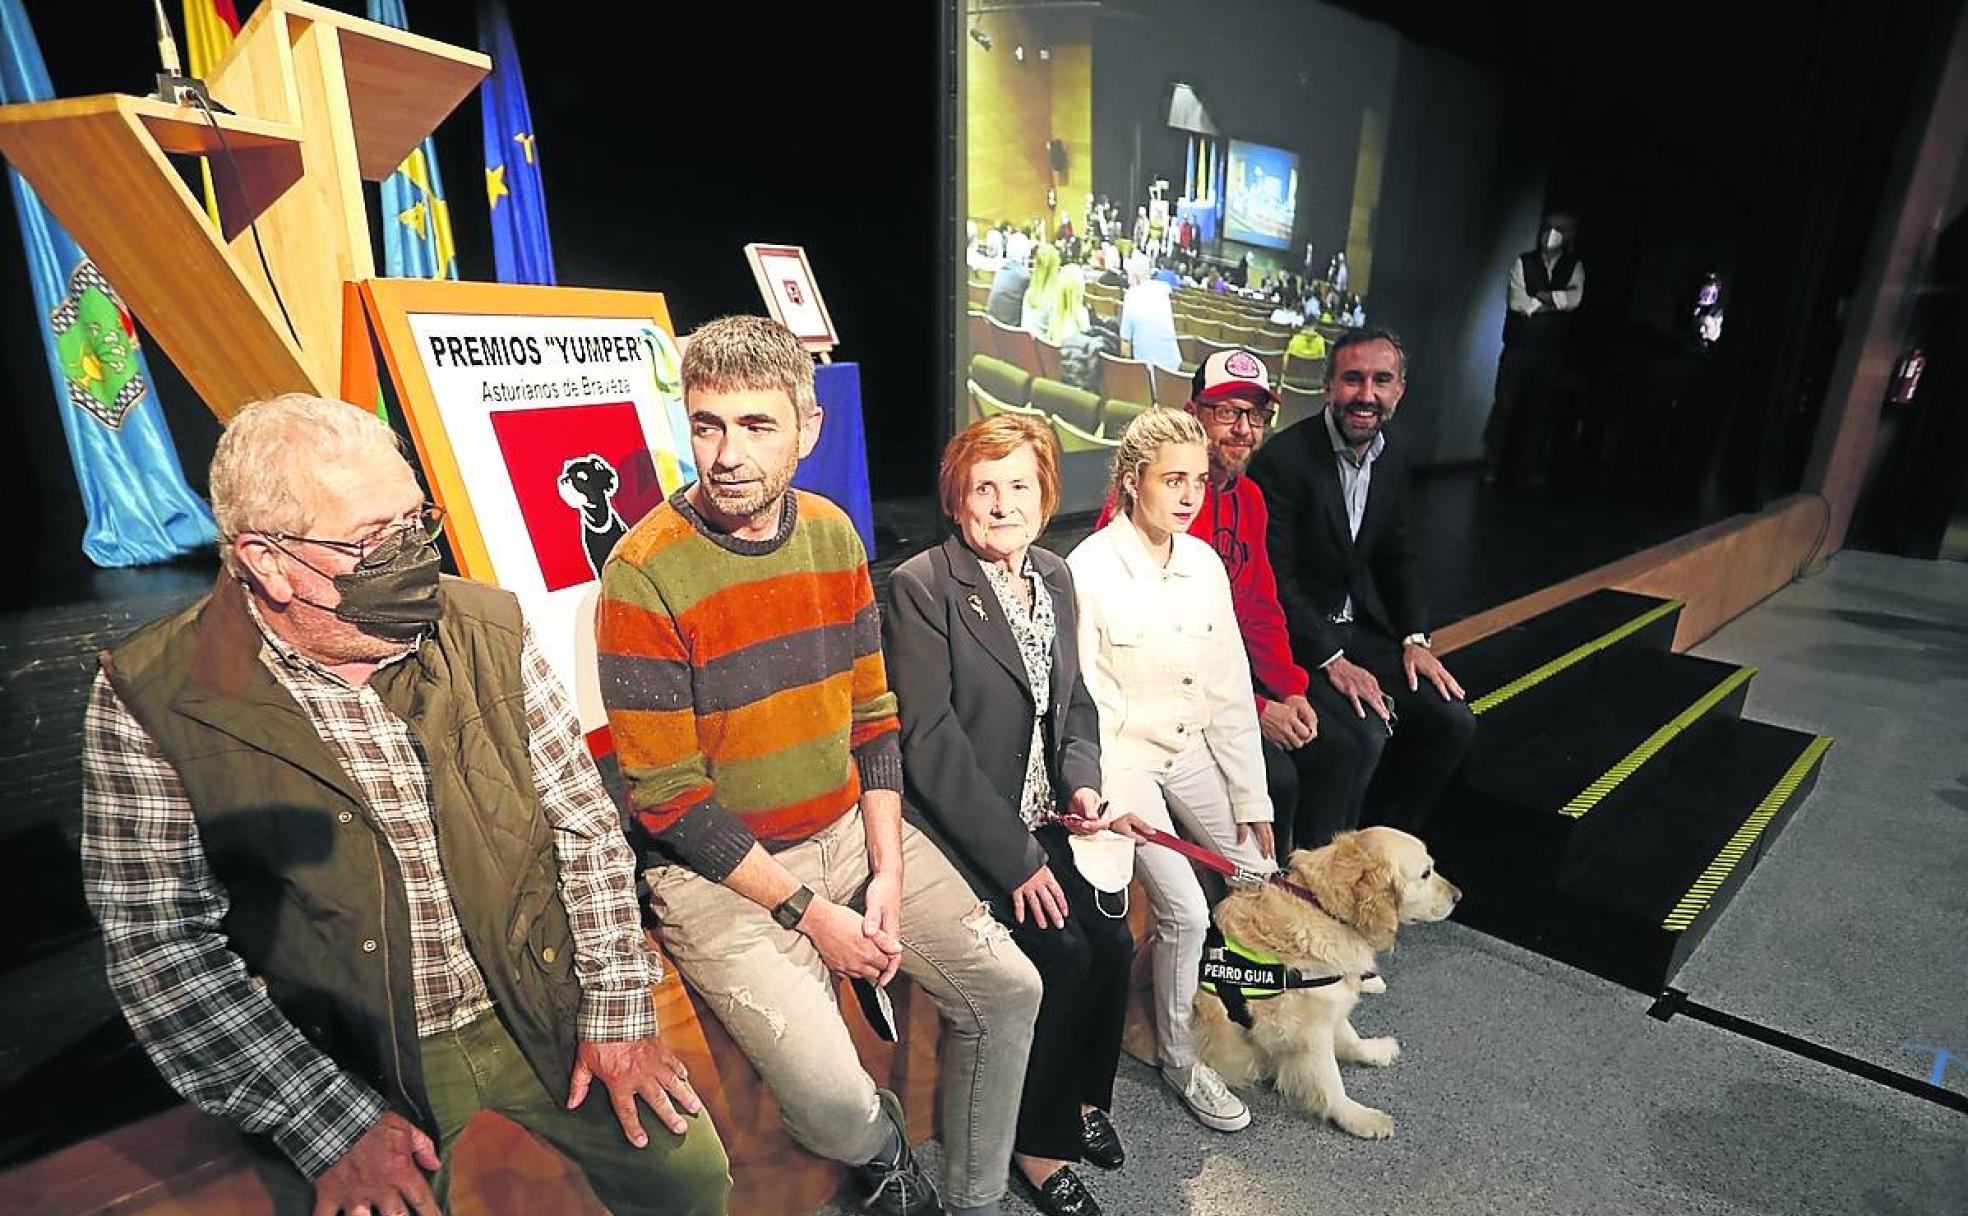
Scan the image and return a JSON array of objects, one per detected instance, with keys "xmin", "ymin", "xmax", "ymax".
[
  {"xmin": 1079, "ymin": 1108, "xmax": 1125, "ymax": 1171},
  {"xmin": 847, "ymin": 1089, "xmax": 944, "ymax": 1216},
  {"xmin": 1018, "ymin": 1165, "xmax": 1102, "ymax": 1216}
]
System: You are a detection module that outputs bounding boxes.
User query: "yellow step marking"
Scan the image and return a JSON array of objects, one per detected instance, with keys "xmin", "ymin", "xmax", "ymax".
[
  {"xmin": 1662, "ymin": 735, "xmax": 1834, "ymax": 930},
  {"xmin": 1471, "ymin": 599, "xmax": 1684, "ymax": 715},
  {"xmin": 1559, "ymin": 665, "xmax": 1758, "ymax": 819}
]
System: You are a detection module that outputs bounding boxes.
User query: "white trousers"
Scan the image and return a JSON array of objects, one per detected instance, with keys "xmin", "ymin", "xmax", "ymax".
[{"xmin": 1107, "ymin": 742, "xmax": 1275, "ymax": 1068}]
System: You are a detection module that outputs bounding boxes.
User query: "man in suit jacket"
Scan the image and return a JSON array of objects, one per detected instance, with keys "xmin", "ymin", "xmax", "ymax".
[{"xmin": 1248, "ymin": 327, "xmax": 1476, "ymax": 834}]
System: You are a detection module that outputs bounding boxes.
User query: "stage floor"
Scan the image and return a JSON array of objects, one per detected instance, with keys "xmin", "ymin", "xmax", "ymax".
[{"xmin": 1673, "ymin": 551, "xmax": 1968, "ymax": 1093}]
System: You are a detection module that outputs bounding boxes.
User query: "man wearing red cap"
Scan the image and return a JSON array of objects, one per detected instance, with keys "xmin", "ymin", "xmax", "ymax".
[{"xmin": 1097, "ymin": 348, "xmax": 1372, "ymax": 854}]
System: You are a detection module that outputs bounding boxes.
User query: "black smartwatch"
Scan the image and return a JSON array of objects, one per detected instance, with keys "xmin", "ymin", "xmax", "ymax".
[{"xmin": 771, "ymin": 883, "xmax": 816, "ymax": 931}]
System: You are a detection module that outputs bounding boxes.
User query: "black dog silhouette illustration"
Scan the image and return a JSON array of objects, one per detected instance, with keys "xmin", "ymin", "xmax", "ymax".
[{"xmin": 557, "ymin": 454, "xmax": 627, "ymax": 579}]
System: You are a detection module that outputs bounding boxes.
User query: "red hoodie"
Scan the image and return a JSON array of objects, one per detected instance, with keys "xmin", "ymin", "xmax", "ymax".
[{"xmin": 1095, "ymin": 475, "xmax": 1310, "ymax": 711}]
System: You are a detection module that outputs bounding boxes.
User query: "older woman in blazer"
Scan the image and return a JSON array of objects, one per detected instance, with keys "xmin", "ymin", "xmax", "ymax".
[{"xmin": 885, "ymin": 416, "xmax": 1135, "ymax": 1216}]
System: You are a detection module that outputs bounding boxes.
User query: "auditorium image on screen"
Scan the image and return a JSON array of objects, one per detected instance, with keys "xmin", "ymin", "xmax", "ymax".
[{"xmin": 1224, "ymin": 139, "xmax": 1300, "ymax": 250}]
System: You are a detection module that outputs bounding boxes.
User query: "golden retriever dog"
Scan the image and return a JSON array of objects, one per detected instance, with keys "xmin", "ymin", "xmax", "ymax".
[{"xmin": 1194, "ymin": 827, "xmax": 1459, "ymax": 1140}]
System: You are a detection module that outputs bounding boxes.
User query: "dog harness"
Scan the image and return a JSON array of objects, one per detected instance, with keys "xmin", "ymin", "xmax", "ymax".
[
  {"xmin": 1126, "ymin": 827, "xmax": 1382, "ymax": 1030},
  {"xmin": 1200, "ymin": 925, "xmax": 1378, "ymax": 1029}
]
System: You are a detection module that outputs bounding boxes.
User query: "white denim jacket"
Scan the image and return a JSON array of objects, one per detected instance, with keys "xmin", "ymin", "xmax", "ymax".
[{"xmin": 1066, "ymin": 518, "xmax": 1271, "ymax": 823}]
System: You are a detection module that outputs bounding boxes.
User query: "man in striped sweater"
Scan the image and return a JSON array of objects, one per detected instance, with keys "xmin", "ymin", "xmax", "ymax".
[{"xmin": 597, "ymin": 317, "xmax": 1041, "ymax": 1216}]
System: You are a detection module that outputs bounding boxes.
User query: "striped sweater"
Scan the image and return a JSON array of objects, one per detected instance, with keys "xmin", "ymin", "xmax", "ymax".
[{"xmin": 597, "ymin": 488, "xmax": 901, "ymax": 880}]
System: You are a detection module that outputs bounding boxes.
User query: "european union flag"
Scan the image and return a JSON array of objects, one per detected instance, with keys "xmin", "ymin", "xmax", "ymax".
[
  {"xmin": 369, "ymin": 0, "xmax": 458, "ymax": 279},
  {"xmin": 1, "ymin": 0, "xmax": 215, "ymax": 566},
  {"xmin": 479, "ymin": 0, "xmax": 555, "ymax": 285}
]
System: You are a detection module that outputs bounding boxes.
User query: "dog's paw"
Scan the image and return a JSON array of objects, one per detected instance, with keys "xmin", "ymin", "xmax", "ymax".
[
  {"xmin": 1359, "ymin": 974, "xmax": 1387, "ymax": 995},
  {"xmin": 1352, "ymin": 1035, "xmax": 1400, "ymax": 1067},
  {"xmin": 1334, "ymin": 1101, "xmax": 1395, "ymax": 1140}
]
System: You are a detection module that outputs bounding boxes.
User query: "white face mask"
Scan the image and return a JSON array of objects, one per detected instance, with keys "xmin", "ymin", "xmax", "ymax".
[
  {"xmin": 1543, "ymin": 228, "xmax": 1565, "ymax": 252},
  {"xmin": 1067, "ymin": 831, "xmax": 1137, "ymax": 919}
]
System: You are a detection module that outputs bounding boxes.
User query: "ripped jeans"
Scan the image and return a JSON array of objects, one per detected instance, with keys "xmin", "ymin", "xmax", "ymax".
[{"xmin": 649, "ymin": 809, "xmax": 1042, "ymax": 1209}]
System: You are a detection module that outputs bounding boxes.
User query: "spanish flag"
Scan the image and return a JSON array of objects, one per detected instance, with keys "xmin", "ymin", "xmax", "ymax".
[{"xmin": 180, "ymin": 0, "xmax": 240, "ymax": 226}]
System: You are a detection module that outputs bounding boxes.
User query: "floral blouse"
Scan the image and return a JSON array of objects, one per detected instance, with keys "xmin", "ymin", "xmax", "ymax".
[{"xmin": 979, "ymin": 557, "xmax": 1057, "ymax": 829}]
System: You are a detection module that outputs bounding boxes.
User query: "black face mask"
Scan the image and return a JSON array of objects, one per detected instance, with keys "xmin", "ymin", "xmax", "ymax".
[{"xmin": 280, "ymin": 529, "xmax": 443, "ymax": 643}]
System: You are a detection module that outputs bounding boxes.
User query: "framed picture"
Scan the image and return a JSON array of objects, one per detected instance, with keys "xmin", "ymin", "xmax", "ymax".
[
  {"xmin": 348, "ymin": 278, "xmax": 694, "ymax": 745},
  {"xmin": 744, "ymin": 242, "xmax": 839, "ymax": 354}
]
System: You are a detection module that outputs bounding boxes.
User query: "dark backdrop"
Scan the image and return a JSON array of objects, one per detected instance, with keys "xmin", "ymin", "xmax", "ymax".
[
  {"xmin": 1069, "ymin": 0, "xmax": 1953, "ymax": 482},
  {"xmin": 0, "ymin": 0, "xmax": 946, "ymax": 603},
  {"xmin": 1331, "ymin": 0, "xmax": 1953, "ymax": 506}
]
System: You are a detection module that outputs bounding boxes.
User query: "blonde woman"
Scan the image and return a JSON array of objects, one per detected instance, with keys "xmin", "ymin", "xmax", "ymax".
[
  {"xmin": 1051, "ymin": 265, "xmax": 1109, "ymax": 391},
  {"xmin": 1045, "ymin": 264, "xmax": 1092, "ymax": 346},
  {"xmin": 1021, "ymin": 242, "xmax": 1062, "ymax": 336},
  {"xmin": 1066, "ymin": 408, "xmax": 1275, "ymax": 1135}
]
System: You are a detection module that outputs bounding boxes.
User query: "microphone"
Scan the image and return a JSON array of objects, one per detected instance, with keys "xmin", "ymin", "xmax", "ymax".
[
  {"xmin": 150, "ymin": 0, "xmax": 232, "ymax": 112},
  {"xmin": 153, "ymin": 0, "xmax": 183, "ymax": 78}
]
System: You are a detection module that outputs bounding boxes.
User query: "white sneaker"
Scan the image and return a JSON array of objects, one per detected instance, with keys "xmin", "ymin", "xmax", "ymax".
[{"xmin": 1161, "ymin": 1061, "xmax": 1251, "ymax": 1132}]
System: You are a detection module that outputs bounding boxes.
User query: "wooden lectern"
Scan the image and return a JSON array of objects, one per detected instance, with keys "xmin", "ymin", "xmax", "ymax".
[{"xmin": 0, "ymin": 0, "xmax": 487, "ymax": 419}]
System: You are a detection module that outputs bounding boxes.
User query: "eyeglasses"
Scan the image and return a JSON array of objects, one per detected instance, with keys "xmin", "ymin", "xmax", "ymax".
[
  {"xmin": 1197, "ymin": 401, "xmax": 1276, "ymax": 428},
  {"xmin": 265, "ymin": 503, "xmax": 446, "ymax": 563}
]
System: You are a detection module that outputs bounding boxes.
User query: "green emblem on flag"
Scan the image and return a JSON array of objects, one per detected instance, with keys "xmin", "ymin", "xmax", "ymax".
[{"xmin": 49, "ymin": 261, "xmax": 147, "ymax": 429}]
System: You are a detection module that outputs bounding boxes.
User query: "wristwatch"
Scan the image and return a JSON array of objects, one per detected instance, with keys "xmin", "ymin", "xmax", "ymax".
[
  {"xmin": 1402, "ymin": 632, "xmax": 1433, "ymax": 650},
  {"xmin": 771, "ymin": 883, "xmax": 816, "ymax": 931}
]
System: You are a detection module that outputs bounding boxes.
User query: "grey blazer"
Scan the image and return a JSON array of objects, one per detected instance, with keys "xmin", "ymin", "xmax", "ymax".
[{"xmin": 883, "ymin": 535, "xmax": 1104, "ymax": 899}]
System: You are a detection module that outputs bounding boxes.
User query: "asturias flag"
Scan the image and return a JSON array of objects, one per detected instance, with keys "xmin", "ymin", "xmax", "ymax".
[
  {"xmin": 1, "ymin": 0, "xmax": 216, "ymax": 566},
  {"xmin": 479, "ymin": 0, "xmax": 555, "ymax": 285},
  {"xmin": 368, "ymin": 0, "xmax": 458, "ymax": 279}
]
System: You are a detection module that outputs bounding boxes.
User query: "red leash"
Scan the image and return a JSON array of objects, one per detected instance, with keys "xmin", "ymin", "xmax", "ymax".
[{"xmin": 1134, "ymin": 826, "xmax": 1335, "ymax": 919}]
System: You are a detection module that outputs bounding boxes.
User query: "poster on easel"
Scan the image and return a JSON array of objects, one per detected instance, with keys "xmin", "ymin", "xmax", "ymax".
[{"xmin": 346, "ymin": 279, "xmax": 693, "ymax": 747}]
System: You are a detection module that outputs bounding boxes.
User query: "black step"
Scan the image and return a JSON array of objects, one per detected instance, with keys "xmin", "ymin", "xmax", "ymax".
[
  {"xmin": 1467, "ymin": 649, "xmax": 1755, "ymax": 842},
  {"xmin": 1449, "ymin": 591, "xmax": 1682, "ymax": 758},
  {"xmin": 1550, "ymin": 721, "xmax": 1833, "ymax": 990},
  {"xmin": 1435, "ymin": 649, "xmax": 1758, "ymax": 942},
  {"xmin": 1512, "ymin": 588, "xmax": 1683, "ymax": 650}
]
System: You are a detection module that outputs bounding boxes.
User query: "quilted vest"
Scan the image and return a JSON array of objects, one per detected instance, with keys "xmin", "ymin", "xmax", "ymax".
[
  {"xmin": 101, "ymin": 575, "xmax": 583, "ymax": 1126},
  {"xmin": 1503, "ymin": 249, "xmax": 1580, "ymax": 349}
]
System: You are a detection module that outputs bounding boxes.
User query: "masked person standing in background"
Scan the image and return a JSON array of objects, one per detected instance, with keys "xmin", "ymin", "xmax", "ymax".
[
  {"xmin": 1486, "ymin": 211, "xmax": 1584, "ymax": 488},
  {"xmin": 80, "ymin": 394, "xmax": 730, "ymax": 1216}
]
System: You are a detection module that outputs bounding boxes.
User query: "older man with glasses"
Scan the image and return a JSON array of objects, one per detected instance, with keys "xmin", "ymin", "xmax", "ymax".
[
  {"xmin": 1094, "ymin": 350, "xmax": 1373, "ymax": 857},
  {"xmin": 80, "ymin": 393, "xmax": 730, "ymax": 1216}
]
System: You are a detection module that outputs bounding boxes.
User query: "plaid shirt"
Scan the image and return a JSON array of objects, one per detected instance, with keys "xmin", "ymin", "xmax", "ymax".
[{"xmin": 80, "ymin": 605, "xmax": 657, "ymax": 1178}]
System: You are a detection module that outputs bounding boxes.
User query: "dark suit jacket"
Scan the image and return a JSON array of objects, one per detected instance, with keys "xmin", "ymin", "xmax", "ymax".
[
  {"xmin": 1247, "ymin": 411, "xmax": 1429, "ymax": 666},
  {"xmin": 883, "ymin": 535, "xmax": 1103, "ymax": 899}
]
